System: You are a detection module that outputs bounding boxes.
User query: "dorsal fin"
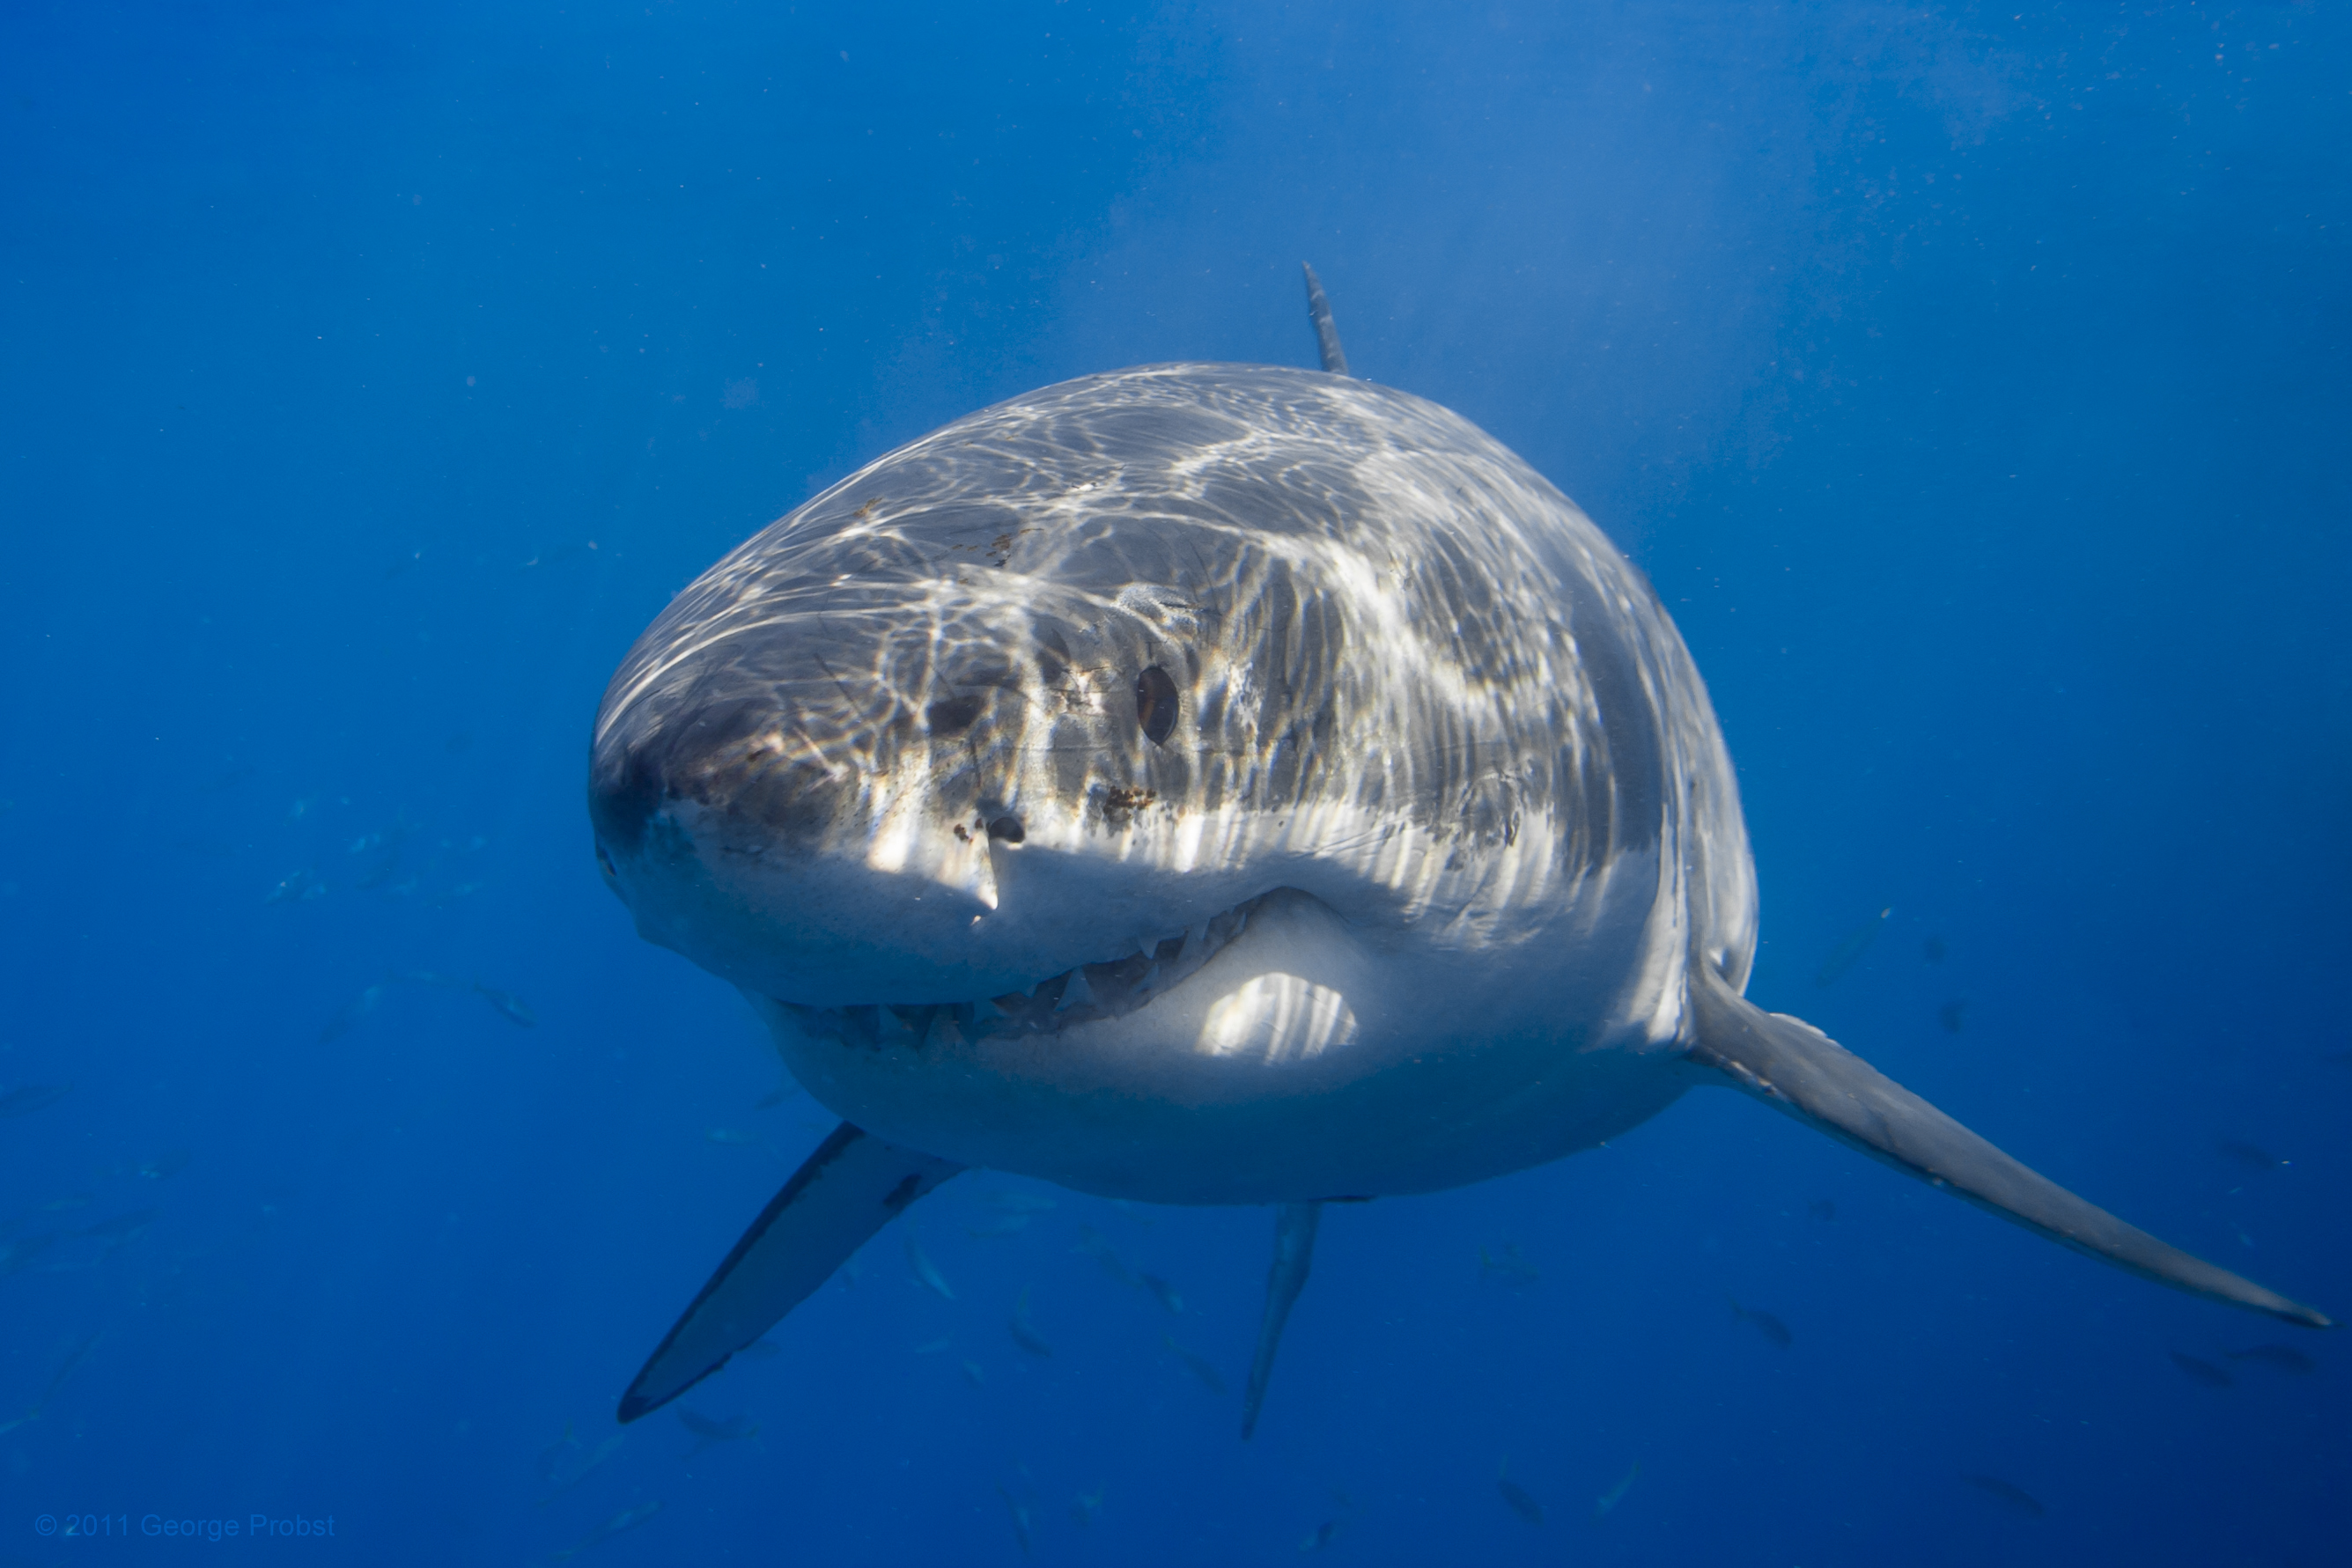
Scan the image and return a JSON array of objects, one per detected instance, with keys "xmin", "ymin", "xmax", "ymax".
[{"xmin": 1301, "ymin": 263, "xmax": 1349, "ymax": 375}]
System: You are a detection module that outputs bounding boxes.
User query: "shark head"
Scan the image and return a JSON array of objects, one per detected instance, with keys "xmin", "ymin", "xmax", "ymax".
[{"xmin": 589, "ymin": 364, "xmax": 1758, "ymax": 1198}]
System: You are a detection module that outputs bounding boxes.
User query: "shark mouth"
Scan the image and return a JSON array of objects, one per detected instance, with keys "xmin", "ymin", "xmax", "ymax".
[{"xmin": 774, "ymin": 892, "xmax": 1282, "ymax": 1049}]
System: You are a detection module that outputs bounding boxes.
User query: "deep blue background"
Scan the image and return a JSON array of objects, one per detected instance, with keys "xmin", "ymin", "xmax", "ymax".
[{"xmin": 3, "ymin": 3, "xmax": 2345, "ymax": 1563}]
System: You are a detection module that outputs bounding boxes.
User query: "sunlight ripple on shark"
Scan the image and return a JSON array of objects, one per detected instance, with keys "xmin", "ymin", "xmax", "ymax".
[{"xmin": 586, "ymin": 266, "xmax": 2330, "ymax": 1434}]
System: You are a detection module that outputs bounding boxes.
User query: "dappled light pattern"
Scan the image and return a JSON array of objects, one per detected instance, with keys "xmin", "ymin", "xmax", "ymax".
[{"xmin": 589, "ymin": 364, "xmax": 1756, "ymax": 1008}]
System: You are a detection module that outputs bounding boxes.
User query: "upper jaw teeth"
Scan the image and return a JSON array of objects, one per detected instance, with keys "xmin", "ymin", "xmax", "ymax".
[{"xmin": 778, "ymin": 894, "xmax": 1264, "ymax": 1048}]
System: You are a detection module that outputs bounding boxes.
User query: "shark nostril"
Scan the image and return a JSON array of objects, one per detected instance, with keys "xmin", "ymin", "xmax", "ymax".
[
  {"xmin": 1135, "ymin": 666, "xmax": 1179, "ymax": 747},
  {"xmin": 986, "ymin": 814, "xmax": 1025, "ymax": 843}
]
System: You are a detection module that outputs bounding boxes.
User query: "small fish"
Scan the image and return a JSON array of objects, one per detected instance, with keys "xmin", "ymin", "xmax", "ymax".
[
  {"xmin": 1163, "ymin": 1335, "xmax": 1227, "ymax": 1395},
  {"xmin": 1140, "ymin": 1272, "xmax": 1184, "ymax": 1314},
  {"xmin": 1070, "ymin": 1485, "xmax": 1105, "ymax": 1527},
  {"xmin": 42, "ymin": 1331, "xmax": 100, "ymax": 1402},
  {"xmin": 910, "ymin": 1336, "xmax": 951, "ymax": 1355},
  {"xmin": 319, "ymin": 984, "xmax": 386, "ymax": 1043},
  {"xmin": 1297, "ymin": 1520, "xmax": 1340, "ymax": 1552},
  {"xmin": 997, "ymin": 1486, "xmax": 1033, "ymax": 1558},
  {"xmin": 521, "ymin": 541, "xmax": 600, "ymax": 571},
  {"xmin": 0, "ymin": 1233, "xmax": 57, "ymax": 1275},
  {"xmin": 476, "ymin": 983, "xmax": 536, "ymax": 1028},
  {"xmin": 1937, "ymin": 1000, "xmax": 1967, "ymax": 1034},
  {"xmin": 1074, "ymin": 1224, "xmax": 1136, "ymax": 1288},
  {"xmin": 736, "ymin": 1339, "xmax": 782, "ymax": 1360},
  {"xmin": 752, "ymin": 1081, "xmax": 801, "ymax": 1108},
  {"xmin": 966, "ymin": 1216, "xmax": 1031, "ymax": 1239},
  {"xmin": 2216, "ymin": 1139, "xmax": 2286, "ymax": 1172},
  {"xmin": 80, "ymin": 1209, "xmax": 159, "ymax": 1244},
  {"xmin": 1960, "ymin": 1472, "xmax": 2046, "ymax": 1518},
  {"xmin": 1727, "ymin": 1293, "xmax": 1793, "ymax": 1347},
  {"xmin": 0, "ymin": 1335, "xmax": 96, "ymax": 1447},
  {"xmin": 535, "ymin": 1432, "xmax": 623, "ymax": 1504},
  {"xmin": 1496, "ymin": 1461, "xmax": 1544, "ymax": 1525},
  {"xmin": 904, "ymin": 1228, "xmax": 953, "ymax": 1299},
  {"xmin": 1478, "ymin": 1242, "xmax": 1540, "ymax": 1290},
  {"xmin": 704, "ymin": 1129, "xmax": 760, "ymax": 1146},
  {"xmin": 1593, "ymin": 1461, "xmax": 1641, "ymax": 1520},
  {"xmin": 137, "ymin": 1149, "xmax": 193, "ymax": 1181},
  {"xmin": 2169, "ymin": 1351, "xmax": 2233, "ymax": 1388},
  {"xmin": 961, "ymin": 1359, "xmax": 987, "ymax": 1387},
  {"xmin": 352, "ymin": 849, "xmax": 404, "ymax": 891},
  {"xmin": 1008, "ymin": 1287, "xmax": 1054, "ymax": 1358},
  {"xmin": 1815, "ymin": 907, "xmax": 1891, "ymax": 987},
  {"xmin": 550, "ymin": 1499, "xmax": 661, "ymax": 1561},
  {"xmin": 1806, "ymin": 1199, "xmax": 1837, "ymax": 1222},
  {"xmin": 535, "ymin": 1422, "xmax": 582, "ymax": 1487},
  {"xmin": 983, "ymin": 1189, "xmax": 1059, "ymax": 1214},
  {"xmin": 265, "ymin": 868, "xmax": 325, "ymax": 903},
  {"xmin": 0, "ymin": 1330, "xmax": 104, "ymax": 1432},
  {"xmin": 195, "ymin": 763, "xmax": 257, "ymax": 794},
  {"xmin": 2224, "ymin": 1343, "xmax": 2317, "ymax": 1374},
  {"xmin": 1922, "ymin": 935, "xmax": 1947, "ymax": 963},
  {"xmin": 445, "ymin": 732, "xmax": 472, "ymax": 755},
  {"xmin": 0, "ymin": 1084, "xmax": 72, "ymax": 1117},
  {"xmin": 677, "ymin": 1408, "xmax": 759, "ymax": 1454}
]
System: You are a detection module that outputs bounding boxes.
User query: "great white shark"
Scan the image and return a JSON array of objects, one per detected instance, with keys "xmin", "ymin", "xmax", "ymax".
[{"xmin": 587, "ymin": 267, "xmax": 2328, "ymax": 1433}]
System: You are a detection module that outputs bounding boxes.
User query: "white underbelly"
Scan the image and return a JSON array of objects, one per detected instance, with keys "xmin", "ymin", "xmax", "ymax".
[{"xmin": 753, "ymin": 881, "xmax": 1695, "ymax": 1203}]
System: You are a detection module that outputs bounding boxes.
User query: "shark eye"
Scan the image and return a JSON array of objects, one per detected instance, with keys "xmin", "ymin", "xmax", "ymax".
[
  {"xmin": 594, "ymin": 843, "xmax": 617, "ymax": 879},
  {"xmin": 1135, "ymin": 666, "xmax": 1179, "ymax": 747},
  {"xmin": 986, "ymin": 814, "xmax": 1025, "ymax": 843},
  {"xmin": 925, "ymin": 696, "xmax": 983, "ymax": 735}
]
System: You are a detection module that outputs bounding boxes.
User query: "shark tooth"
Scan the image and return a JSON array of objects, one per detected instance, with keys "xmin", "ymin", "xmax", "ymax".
[
  {"xmin": 883, "ymin": 1005, "xmax": 934, "ymax": 1043},
  {"xmin": 1182, "ymin": 921, "xmax": 1211, "ymax": 961},
  {"xmin": 1056, "ymin": 970, "xmax": 1095, "ymax": 1012}
]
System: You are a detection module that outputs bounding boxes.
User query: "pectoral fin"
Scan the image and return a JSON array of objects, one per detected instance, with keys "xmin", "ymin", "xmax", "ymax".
[
  {"xmin": 1686, "ymin": 964, "xmax": 2331, "ymax": 1329},
  {"xmin": 619, "ymin": 1123, "xmax": 963, "ymax": 1421}
]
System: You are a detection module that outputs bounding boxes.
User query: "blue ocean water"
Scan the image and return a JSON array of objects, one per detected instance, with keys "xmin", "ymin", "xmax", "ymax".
[{"xmin": 4, "ymin": 2, "xmax": 2345, "ymax": 1563}]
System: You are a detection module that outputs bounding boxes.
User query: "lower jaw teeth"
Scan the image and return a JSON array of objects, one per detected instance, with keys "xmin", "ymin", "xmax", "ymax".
[{"xmin": 778, "ymin": 894, "xmax": 1264, "ymax": 1049}]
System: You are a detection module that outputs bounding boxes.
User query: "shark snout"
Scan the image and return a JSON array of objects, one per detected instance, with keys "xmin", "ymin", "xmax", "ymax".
[{"xmin": 588, "ymin": 676, "xmax": 1068, "ymax": 1005}]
